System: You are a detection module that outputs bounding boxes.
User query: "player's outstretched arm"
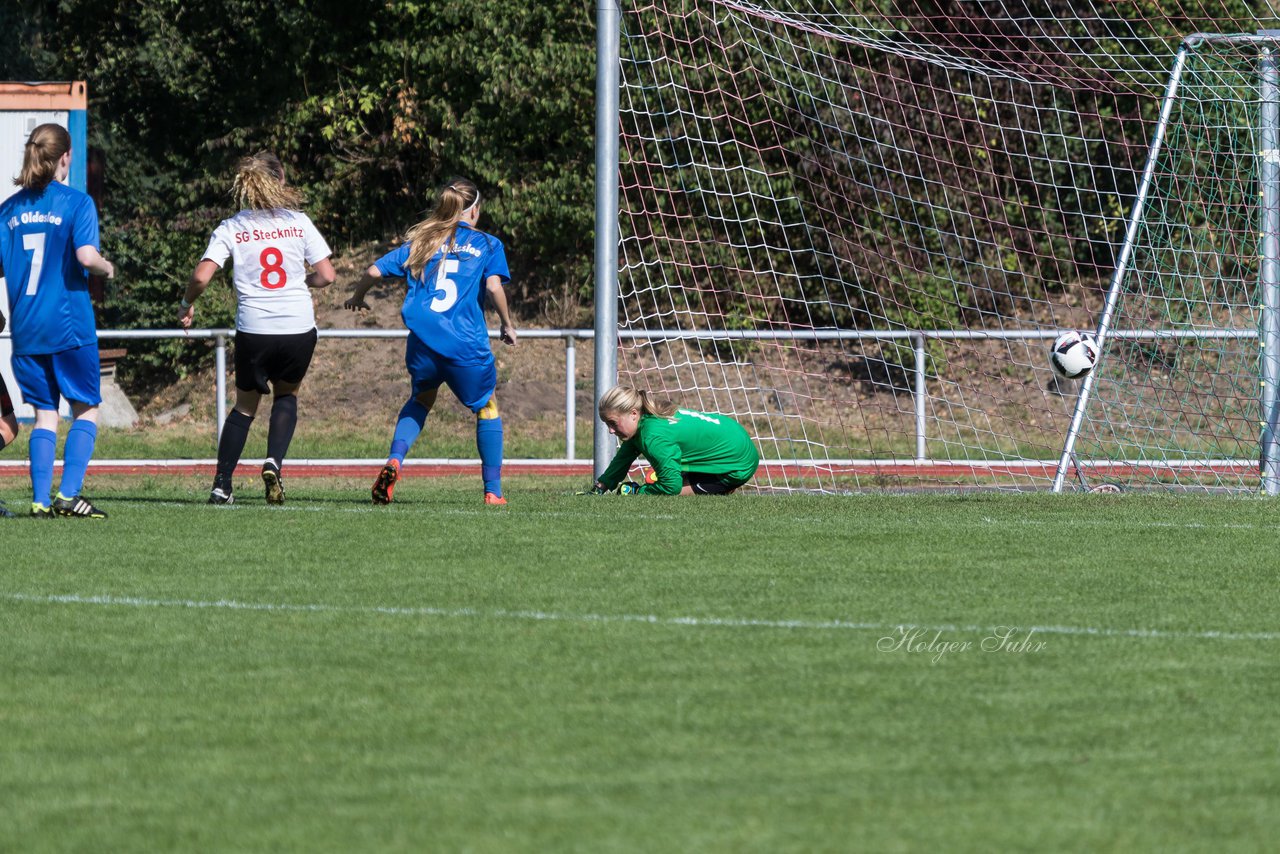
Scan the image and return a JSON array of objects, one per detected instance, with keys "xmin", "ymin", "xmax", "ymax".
[
  {"xmin": 485, "ymin": 275, "xmax": 517, "ymax": 345},
  {"xmin": 306, "ymin": 257, "xmax": 337, "ymax": 289},
  {"xmin": 75, "ymin": 245, "xmax": 114, "ymax": 279},
  {"xmin": 179, "ymin": 259, "xmax": 219, "ymax": 328},
  {"xmin": 593, "ymin": 442, "xmax": 640, "ymax": 494},
  {"xmin": 344, "ymin": 265, "xmax": 384, "ymax": 311}
]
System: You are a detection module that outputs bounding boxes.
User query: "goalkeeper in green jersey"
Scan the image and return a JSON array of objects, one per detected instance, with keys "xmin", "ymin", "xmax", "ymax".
[{"xmin": 592, "ymin": 386, "xmax": 760, "ymax": 496}]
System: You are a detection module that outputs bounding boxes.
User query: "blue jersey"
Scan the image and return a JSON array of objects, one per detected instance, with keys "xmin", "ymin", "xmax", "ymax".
[
  {"xmin": 374, "ymin": 223, "xmax": 510, "ymax": 365},
  {"xmin": 0, "ymin": 182, "xmax": 100, "ymax": 356}
]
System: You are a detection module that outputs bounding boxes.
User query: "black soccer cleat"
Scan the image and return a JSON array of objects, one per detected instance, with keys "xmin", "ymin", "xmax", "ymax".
[
  {"xmin": 52, "ymin": 494, "xmax": 107, "ymax": 519},
  {"xmin": 30, "ymin": 503, "xmax": 54, "ymax": 519},
  {"xmin": 0, "ymin": 501, "xmax": 15, "ymax": 519},
  {"xmin": 259, "ymin": 463, "xmax": 282, "ymax": 504},
  {"xmin": 261, "ymin": 463, "xmax": 285, "ymax": 506},
  {"xmin": 208, "ymin": 486, "xmax": 235, "ymax": 505}
]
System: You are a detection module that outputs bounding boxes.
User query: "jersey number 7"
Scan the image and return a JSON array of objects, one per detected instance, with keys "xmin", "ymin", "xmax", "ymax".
[{"xmin": 22, "ymin": 233, "xmax": 45, "ymax": 296}]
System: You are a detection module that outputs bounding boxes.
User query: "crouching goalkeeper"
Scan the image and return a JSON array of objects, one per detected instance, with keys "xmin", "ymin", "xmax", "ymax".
[{"xmin": 591, "ymin": 385, "xmax": 760, "ymax": 496}]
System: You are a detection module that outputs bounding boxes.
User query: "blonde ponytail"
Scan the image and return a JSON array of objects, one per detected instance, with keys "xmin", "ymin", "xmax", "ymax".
[
  {"xmin": 232, "ymin": 152, "xmax": 304, "ymax": 211},
  {"xmin": 404, "ymin": 178, "xmax": 480, "ymax": 279},
  {"xmin": 16, "ymin": 123, "xmax": 70, "ymax": 192},
  {"xmin": 598, "ymin": 385, "xmax": 677, "ymax": 420}
]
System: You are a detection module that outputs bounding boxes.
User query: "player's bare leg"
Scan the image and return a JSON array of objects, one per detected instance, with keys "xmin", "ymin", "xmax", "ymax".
[
  {"xmin": 0, "ymin": 414, "xmax": 18, "ymax": 452},
  {"xmin": 0, "ymin": 397, "xmax": 16, "ymax": 517}
]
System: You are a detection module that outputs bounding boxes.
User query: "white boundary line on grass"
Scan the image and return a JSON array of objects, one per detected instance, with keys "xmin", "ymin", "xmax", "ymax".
[
  {"xmin": 3, "ymin": 591, "xmax": 1278, "ymax": 642},
  {"xmin": 106, "ymin": 501, "xmax": 681, "ymax": 521}
]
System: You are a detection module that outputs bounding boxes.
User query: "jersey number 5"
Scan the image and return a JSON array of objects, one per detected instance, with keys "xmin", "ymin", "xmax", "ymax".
[
  {"xmin": 260, "ymin": 246, "xmax": 287, "ymax": 289},
  {"xmin": 22, "ymin": 233, "xmax": 45, "ymax": 296},
  {"xmin": 431, "ymin": 258, "xmax": 459, "ymax": 312}
]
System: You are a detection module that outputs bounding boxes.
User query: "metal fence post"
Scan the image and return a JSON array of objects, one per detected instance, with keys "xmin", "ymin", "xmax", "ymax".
[
  {"xmin": 913, "ymin": 332, "xmax": 927, "ymax": 461},
  {"xmin": 214, "ymin": 332, "xmax": 227, "ymax": 445},
  {"xmin": 565, "ymin": 335, "xmax": 577, "ymax": 460}
]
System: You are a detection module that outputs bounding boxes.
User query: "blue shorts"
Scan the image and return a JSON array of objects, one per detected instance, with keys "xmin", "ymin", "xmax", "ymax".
[
  {"xmin": 405, "ymin": 333, "xmax": 496, "ymax": 413},
  {"xmin": 11, "ymin": 343, "xmax": 102, "ymax": 410}
]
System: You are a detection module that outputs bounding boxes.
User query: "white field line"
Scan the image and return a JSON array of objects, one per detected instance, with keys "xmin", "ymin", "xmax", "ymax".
[
  {"xmin": 3, "ymin": 591, "xmax": 1277, "ymax": 642},
  {"xmin": 106, "ymin": 501, "xmax": 680, "ymax": 521},
  {"xmin": 979, "ymin": 516, "xmax": 1263, "ymax": 531}
]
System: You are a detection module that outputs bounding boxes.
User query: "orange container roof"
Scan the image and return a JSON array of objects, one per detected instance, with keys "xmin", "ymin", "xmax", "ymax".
[{"xmin": 0, "ymin": 81, "xmax": 87, "ymax": 111}]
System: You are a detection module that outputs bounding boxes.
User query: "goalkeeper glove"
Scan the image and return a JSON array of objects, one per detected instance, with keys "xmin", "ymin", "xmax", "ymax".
[{"xmin": 617, "ymin": 481, "xmax": 641, "ymax": 495}]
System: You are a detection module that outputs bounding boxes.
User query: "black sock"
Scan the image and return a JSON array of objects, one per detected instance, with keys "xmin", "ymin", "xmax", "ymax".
[
  {"xmin": 266, "ymin": 394, "xmax": 298, "ymax": 470},
  {"xmin": 215, "ymin": 409, "xmax": 254, "ymax": 488}
]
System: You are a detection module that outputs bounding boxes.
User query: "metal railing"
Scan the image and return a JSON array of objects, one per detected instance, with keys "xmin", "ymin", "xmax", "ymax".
[
  {"xmin": 86, "ymin": 328, "xmax": 595, "ymax": 457},
  {"xmin": 2, "ymin": 326, "xmax": 1260, "ymax": 464}
]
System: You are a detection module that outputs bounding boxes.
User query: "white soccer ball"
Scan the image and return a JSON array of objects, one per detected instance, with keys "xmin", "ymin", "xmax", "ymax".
[{"xmin": 1049, "ymin": 330, "xmax": 1100, "ymax": 379}]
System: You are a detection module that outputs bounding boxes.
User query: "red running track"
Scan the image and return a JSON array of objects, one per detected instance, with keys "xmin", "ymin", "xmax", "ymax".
[{"xmin": 0, "ymin": 460, "xmax": 1258, "ymax": 479}]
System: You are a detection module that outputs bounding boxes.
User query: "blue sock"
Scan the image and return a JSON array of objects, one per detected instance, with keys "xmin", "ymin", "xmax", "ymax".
[
  {"xmin": 389, "ymin": 399, "xmax": 429, "ymax": 464},
  {"xmin": 29, "ymin": 428, "xmax": 56, "ymax": 507},
  {"xmin": 57, "ymin": 419, "xmax": 98, "ymax": 499},
  {"xmin": 477, "ymin": 416, "xmax": 503, "ymax": 496}
]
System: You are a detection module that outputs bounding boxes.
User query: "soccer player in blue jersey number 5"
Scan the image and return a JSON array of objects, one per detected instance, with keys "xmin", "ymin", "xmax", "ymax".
[
  {"xmin": 345, "ymin": 177, "xmax": 517, "ymax": 505},
  {"xmin": 0, "ymin": 123, "xmax": 115, "ymax": 519}
]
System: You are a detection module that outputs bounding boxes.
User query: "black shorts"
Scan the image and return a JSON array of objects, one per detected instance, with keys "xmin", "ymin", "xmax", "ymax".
[
  {"xmin": 0, "ymin": 372, "xmax": 12, "ymax": 417},
  {"xmin": 685, "ymin": 471, "xmax": 749, "ymax": 495},
  {"xmin": 234, "ymin": 329, "xmax": 318, "ymax": 394}
]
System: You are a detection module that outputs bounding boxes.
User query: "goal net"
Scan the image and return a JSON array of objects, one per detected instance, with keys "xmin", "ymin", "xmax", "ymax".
[{"xmin": 612, "ymin": 0, "xmax": 1280, "ymax": 493}]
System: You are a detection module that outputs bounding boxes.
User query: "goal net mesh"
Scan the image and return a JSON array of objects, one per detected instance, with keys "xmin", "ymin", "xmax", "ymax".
[{"xmin": 613, "ymin": 0, "xmax": 1280, "ymax": 492}]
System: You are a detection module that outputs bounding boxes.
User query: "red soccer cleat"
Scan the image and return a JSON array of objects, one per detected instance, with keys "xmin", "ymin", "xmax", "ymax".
[
  {"xmin": 372, "ymin": 461, "xmax": 400, "ymax": 505},
  {"xmin": 483, "ymin": 492, "xmax": 507, "ymax": 506}
]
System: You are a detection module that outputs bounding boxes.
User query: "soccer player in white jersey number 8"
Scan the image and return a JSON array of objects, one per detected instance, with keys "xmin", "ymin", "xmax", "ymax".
[
  {"xmin": 179, "ymin": 152, "xmax": 336, "ymax": 505},
  {"xmin": 344, "ymin": 177, "xmax": 517, "ymax": 505}
]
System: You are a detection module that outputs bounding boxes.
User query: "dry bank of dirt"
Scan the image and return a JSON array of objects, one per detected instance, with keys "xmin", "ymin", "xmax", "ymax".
[
  {"xmin": 131, "ymin": 245, "xmax": 597, "ymax": 435},
  {"xmin": 127, "ymin": 244, "xmax": 1110, "ymax": 465}
]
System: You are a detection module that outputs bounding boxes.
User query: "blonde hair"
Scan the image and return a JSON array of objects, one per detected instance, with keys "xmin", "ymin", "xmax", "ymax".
[
  {"xmin": 404, "ymin": 178, "xmax": 480, "ymax": 279},
  {"xmin": 598, "ymin": 385, "xmax": 677, "ymax": 420},
  {"xmin": 232, "ymin": 152, "xmax": 304, "ymax": 211},
  {"xmin": 16, "ymin": 123, "xmax": 70, "ymax": 191}
]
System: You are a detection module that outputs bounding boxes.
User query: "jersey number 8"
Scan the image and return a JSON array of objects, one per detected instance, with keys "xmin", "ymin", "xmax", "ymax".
[{"xmin": 260, "ymin": 246, "xmax": 287, "ymax": 289}]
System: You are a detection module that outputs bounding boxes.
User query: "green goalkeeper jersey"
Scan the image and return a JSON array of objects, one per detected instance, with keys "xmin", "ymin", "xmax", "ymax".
[{"xmin": 598, "ymin": 410, "xmax": 760, "ymax": 495}]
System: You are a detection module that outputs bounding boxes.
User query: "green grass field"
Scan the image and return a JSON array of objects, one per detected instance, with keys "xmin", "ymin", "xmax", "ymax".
[{"xmin": 3, "ymin": 477, "xmax": 1279, "ymax": 851}]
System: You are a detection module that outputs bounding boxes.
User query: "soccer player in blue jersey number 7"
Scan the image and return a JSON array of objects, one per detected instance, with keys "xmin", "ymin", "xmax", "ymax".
[
  {"xmin": 345, "ymin": 177, "xmax": 517, "ymax": 505},
  {"xmin": 0, "ymin": 124, "xmax": 115, "ymax": 519}
]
